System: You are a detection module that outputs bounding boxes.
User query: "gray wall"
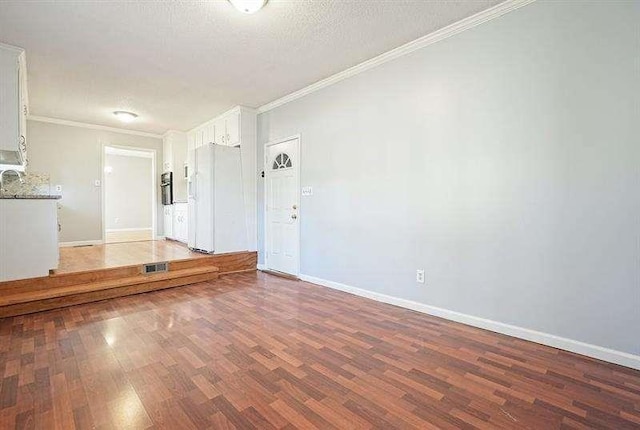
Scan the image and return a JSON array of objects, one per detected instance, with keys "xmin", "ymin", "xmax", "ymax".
[
  {"xmin": 27, "ymin": 120, "xmax": 163, "ymax": 242},
  {"xmin": 258, "ymin": 0, "xmax": 640, "ymax": 356},
  {"xmin": 104, "ymin": 153, "xmax": 153, "ymax": 230}
]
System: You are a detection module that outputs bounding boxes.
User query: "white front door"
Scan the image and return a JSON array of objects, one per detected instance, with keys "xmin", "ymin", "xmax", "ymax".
[{"xmin": 265, "ymin": 137, "xmax": 300, "ymax": 276}]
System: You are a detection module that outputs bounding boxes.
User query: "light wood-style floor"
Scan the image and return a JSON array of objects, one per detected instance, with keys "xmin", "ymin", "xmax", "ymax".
[
  {"xmin": 105, "ymin": 229, "xmax": 154, "ymax": 244},
  {"xmin": 56, "ymin": 240, "xmax": 205, "ymax": 274},
  {"xmin": 0, "ymin": 271, "xmax": 638, "ymax": 429}
]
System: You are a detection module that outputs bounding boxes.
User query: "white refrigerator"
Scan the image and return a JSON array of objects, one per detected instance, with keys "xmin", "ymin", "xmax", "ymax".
[{"xmin": 187, "ymin": 143, "xmax": 247, "ymax": 254}]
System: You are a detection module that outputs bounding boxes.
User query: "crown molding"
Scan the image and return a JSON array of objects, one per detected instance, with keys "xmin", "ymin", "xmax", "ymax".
[
  {"xmin": 28, "ymin": 115, "xmax": 163, "ymax": 139},
  {"xmin": 0, "ymin": 41, "xmax": 24, "ymax": 54},
  {"xmin": 257, "ymin": 0, "xmax": 537, "ymax": 114}
]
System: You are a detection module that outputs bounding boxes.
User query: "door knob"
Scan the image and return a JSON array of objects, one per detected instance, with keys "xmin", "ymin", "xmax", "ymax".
[{"xmin": 291, "ymin": 214, "xmax": 297, "ymax": 219}]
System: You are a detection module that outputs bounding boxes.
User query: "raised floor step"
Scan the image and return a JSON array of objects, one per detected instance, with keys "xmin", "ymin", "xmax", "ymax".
[
  {"xmin": 0, "ymin": 267, "xmax": 220, "ymax": 318},
  {"xmin": 0, "ymin": 251, "xmax": 257, "ymax": 319},
  {"xmin": 0, "ymin": 266, "xmax": 219, "ymax": 307}
]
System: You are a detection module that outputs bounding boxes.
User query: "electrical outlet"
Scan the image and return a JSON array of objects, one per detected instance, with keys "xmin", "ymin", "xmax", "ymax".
[
  {"xmin": 55, "ymin": 185, "xmax": 62, "ymax": 193},
  {"xmin": 416, "ymin": 269, "xmax": 425, "ymax": 284}
]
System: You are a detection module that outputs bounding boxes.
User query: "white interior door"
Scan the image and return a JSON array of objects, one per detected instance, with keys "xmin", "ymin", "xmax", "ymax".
[{"xmin": 265, "ymin": 137, "xmax": 300, "ymax": 276}]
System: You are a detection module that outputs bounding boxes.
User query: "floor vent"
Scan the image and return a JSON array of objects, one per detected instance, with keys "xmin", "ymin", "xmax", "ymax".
[{"xmin": 142, "ymin": 262, "xmax": 168, "ymax": 274}]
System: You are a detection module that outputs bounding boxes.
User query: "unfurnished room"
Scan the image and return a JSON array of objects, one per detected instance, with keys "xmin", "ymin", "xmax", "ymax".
[{"xmin": 0, "ymin": 0, "xmax": 638, "ymax": 429}]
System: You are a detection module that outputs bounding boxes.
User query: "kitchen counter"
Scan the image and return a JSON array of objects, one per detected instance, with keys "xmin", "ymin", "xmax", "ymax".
[{"xmin": 0, "ymin": 194, "xmax": 61, "ymax": 199}]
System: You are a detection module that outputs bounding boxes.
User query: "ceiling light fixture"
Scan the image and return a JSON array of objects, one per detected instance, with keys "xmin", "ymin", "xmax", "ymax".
[
  {"xmin": 229, "ymin": 0, "xmax": 267, "ymax": 14},
  {"xmin": 113, "ymin": 111, "xmax": 138, "ymax": 123}
]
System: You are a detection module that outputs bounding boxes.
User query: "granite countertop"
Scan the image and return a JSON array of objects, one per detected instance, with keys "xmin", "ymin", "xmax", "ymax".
[{"xmin": 0, "ymin": 194, "xmax": 62, "ymax": 199}]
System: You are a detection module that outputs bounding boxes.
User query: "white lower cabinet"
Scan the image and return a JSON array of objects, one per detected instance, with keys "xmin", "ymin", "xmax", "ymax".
[
  {"xmin": 0, "ymin": 199, "xmax": 58, "ymax": 281},
  {"xmin": 163, "ymin": 205, "xmax": 173, "ymax": 239},
  {"xmin": 173, "ymin": 203, "xmax": 188, "ymax": 243}
]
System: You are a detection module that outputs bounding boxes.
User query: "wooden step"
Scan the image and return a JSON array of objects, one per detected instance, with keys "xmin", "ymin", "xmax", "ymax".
[
  {"xmin": 0, "ymin": 266, "xmax": 219, "ymax": 306},
  {"xmin": 0, "ymin": 256, "xmax": 217, "ymax": 293},
  {"xmin": 0, "ymin": 251, "xmax": 257, "ymax": 294},
  {"xmin": 0, "ymin": 266, "xmax": 220, "ymax": 318}
]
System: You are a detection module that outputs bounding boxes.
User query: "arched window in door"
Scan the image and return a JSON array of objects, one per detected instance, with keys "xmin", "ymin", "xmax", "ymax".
[{"xmin": 272, "ymin": 153, "xmax": 293, "ymax": 170}]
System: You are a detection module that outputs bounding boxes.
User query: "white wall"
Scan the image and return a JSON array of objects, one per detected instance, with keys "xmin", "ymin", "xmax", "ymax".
[
  {"xmin": 257, "ymin": 0, "xmax": 640, "ymax": 360},
  {"xmin": 27, "ymin": 120, "xmax": 163, "ymax": 242},
  {"xmin": 104, "ymin": 152, "xmax": 153, "ymax": 230}
]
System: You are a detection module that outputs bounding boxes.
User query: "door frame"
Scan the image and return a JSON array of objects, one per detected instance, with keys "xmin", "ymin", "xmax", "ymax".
[
  {"xmin": 101, "ymin": 143, "xmax": 158, "ymax": 243},
  {"xmin": 263, "ymin": 134, "xmax": 301, "ymax": 277}
]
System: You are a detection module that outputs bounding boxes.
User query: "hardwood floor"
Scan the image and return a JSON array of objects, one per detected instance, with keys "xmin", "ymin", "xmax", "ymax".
[
  {"xmin": 0, "ymin": 272, "xmax": 638, "ymax": 429},
  {"xmin": 56, "ymin": 241, "xmax": 205, "ymax": 274},
  {"xmin": 104, "ymin": 229, "xmax": 154, "ymax": 244}
]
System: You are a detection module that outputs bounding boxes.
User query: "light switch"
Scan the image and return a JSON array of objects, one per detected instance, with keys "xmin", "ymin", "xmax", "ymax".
[{"xmin": 301, "ymin": 186, "xmax": 313, "ymax": 196}]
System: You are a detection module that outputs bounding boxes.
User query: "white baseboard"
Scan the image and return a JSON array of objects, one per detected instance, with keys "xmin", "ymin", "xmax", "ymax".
[
  {"xmin": 257, "ymin": 264, "xmax": 267, "ymax": 271},
  {"xmin": 299, "ymin": 274, "xmax": 640, "ymax": 371},
  {"xmin": 59, "ymin": 240, "xmax": 103, "ymax": 247}
]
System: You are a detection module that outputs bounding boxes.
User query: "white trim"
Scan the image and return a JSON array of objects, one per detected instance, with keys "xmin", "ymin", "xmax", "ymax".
[
  {"xmin": 264, "ymin": 135, "xmax": 301, "ymax": 277},
  {"xmin": 105, "ymin": 227, "xmax": 153, "ymax": 232},
  {"xmin": 299, "ymin": 274, "xmax": 640, "ymax": 371},
  {"xmin": 102, "ymin": 144, "xmax": 158, "ymax": 244},
  {"xmin": 257, "ymin": 264, "xmax": 267, "ymax": 271},
  {"xmin": 59, "ymin": 240, "xmax": 103, "ymax": 247},
  {"xmin": 257, "ymin": 0, "xmax": 536, "ymax": 114},
  {"xmin": 28, "ymin": 115, "xmax": 163, "ymax": 139},
  {"xmin": 0, "ymin": 42, "xmax": 24, "ymax": 54}
]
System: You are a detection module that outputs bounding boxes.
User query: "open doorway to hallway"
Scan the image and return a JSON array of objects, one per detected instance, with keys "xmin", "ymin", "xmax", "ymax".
[{"xmin": 103, "ymin": 146, "xmax": 156, "ymax": 243}]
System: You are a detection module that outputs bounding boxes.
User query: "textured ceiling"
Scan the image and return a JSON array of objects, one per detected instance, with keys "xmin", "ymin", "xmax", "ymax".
[{"xmin": 0, "ymin": 0, "xmax": 502, "ymax": 134}]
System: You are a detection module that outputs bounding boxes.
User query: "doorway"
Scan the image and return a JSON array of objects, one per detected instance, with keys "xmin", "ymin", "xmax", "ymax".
[
  {"xmin": 103, "ymin": 146, "xmax": 156, "ymax": 243},
  {"xmin": 264, "ymin": 136, "xmax": 300, "ymax": 276}
]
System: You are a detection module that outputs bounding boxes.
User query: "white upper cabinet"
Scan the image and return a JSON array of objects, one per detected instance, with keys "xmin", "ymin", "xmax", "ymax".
[
  {"xmin": 225, "ymin": 110, "xmax": 240, "ymax": 147},
  {"xmin": 189, "ymin": 107, "xmax": 245, "ymax": 150},
  {"xmin": 196, "ymin": 127, "xmax": 205, "ymax": 149},
  {"xmin": 210, "ymin": 111, "xmax": 240, "ymax": 146},
  {"xmin": 162, "ymin": 137, "xmax": 172, "ymax": 172},
  {"xmin": 204, "ymin": 122, "xmax": 215, "ymax": 145},
  {"xmin": 0, "ymin": 43, "xmax": 28, "ymax": 170},
  {"xmin": 162, "ymin": 131, "xmax": 188, "ymax": 200},
  {"xmin": 214, "ymin": 118, "xmax": 225, "ymax": 145}
]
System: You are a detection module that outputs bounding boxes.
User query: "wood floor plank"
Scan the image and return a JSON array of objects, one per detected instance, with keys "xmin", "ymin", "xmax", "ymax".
[{"xmin": 0, "ymin": 271, "xmax": 639, "ymax": 429}]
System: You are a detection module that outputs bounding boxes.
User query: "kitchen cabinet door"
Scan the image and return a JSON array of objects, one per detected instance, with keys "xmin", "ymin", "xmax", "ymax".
[
  {"xmin": 0, "ymin": 47, "xmax": 20, "ymax": 153},
  {"xmin": 214, "ymin": 118, "xmax": 226, "ymax": 145},
  {"xmin": 163, "ymin": 205, "xmax": 174, "ymax": 239},
  {"xmin": 225, "ymin": 111, "xmax": 240, "ymax": 147},
  {"xmin": 205, "ymin": 123, "xmax": 216, "ymax": 145},
  {"xmin": 187, "ymin": 131, "xmax": 195, "ymax": 153},
  {"xmin": 195, "ymin": 128, "xmax": 205, "ymax": 149},
  {"xmin": 173, "ymin": 204, "xmax": 188, "ymax": 243},
  {"xmin": 162, "ymin": 137, "xmax": 173, "ymax": 172}
]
